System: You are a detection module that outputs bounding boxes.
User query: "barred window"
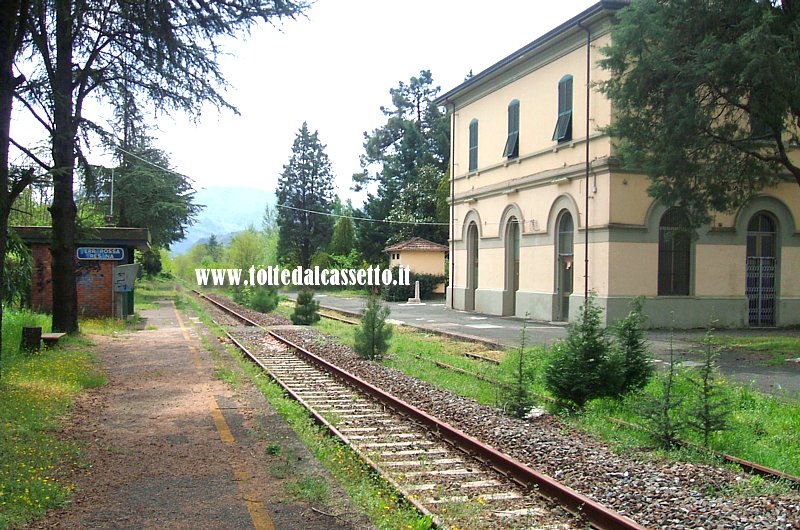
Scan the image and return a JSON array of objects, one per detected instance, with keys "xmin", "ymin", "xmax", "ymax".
[{"xmin": 658, "ymin": 208, "xmax": 691, "ymax": 296}]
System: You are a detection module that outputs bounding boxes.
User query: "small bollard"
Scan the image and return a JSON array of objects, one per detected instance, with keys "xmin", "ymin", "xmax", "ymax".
[
  {"xmin": 21, "ymin": 326, "xmax": 42, "ymax": 354},
  {"xmin": 407, "ymin": 280, "xmax": 422, "ymax": 304}
]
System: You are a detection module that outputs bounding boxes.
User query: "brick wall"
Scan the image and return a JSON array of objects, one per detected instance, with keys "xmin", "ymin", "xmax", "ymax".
[{"xmin": 31, "ymin": 243, "xmax": 117, "ymax": 317}]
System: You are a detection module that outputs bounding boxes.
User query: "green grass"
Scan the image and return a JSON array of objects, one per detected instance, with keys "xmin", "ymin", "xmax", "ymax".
[
  {"xmin": 220, "ymin": 296, "xmax": 800, "ymax": 486},
  {"xmin": 0, "ymin": 310, "xmax": 106, "ymax": 529},
  {"xmin": 299, "ymin": 307, "xmax": 800, "ymax": 478},
  {"xmin": 134, "ymin": 277, "xmax": 177, "ymax": 310},
  {"xmin": 706, "ymin": 335, "xmax": 800, "ymax": 365},
  {"xmin": 182, "ymin": 294, "xmax": 433, "ymax": 530}
]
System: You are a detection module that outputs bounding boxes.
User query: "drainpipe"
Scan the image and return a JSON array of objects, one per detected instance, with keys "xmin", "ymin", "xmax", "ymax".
[
  {"xmin": 448, "ymin": 101, "xmax": 456, "ymax": 309},
  {"xmin": 577, "ymin": 19, "xmax": 591, "ymax": 304}
]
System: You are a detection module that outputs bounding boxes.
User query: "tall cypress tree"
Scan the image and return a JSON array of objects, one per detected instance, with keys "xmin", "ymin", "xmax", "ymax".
[{"xmin": 277, "ymin": 122, "xmax": 335, "ymax": 269}]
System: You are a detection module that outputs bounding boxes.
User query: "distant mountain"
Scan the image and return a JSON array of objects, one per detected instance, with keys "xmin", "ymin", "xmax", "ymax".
[{"xmin": 171, "ymin": 186, "xmax": 273, "ymax": 254}]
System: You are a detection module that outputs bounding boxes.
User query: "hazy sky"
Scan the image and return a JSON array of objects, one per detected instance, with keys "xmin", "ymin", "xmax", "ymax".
[{"xmin": 13, "ymin": 1, "xmax": 600, "ymax": 204}]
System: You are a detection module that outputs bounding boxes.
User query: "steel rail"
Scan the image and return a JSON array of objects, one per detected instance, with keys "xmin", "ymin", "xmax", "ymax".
[
  {"xmin": 195, "ymin": 289, "xmax": 647, "ymax": 529},
  {"xmin": 266, "ymin": 329, "xmax": 648, "ymax": 530},
  {"xmin": 194, "ymin": 289, "xmax": 800, "ymax": 489}
]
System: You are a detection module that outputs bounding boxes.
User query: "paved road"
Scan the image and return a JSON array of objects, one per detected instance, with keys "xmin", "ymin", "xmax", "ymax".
[{"xmin": 293, "ymin": 292, "xmax": 800, "ymax": 398}]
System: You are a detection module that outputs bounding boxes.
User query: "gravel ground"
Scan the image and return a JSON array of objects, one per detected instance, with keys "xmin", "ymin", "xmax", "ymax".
[
  {"xmin": 255, "ymin": 326, "xmax": 799, "ymax": 530},
  {"xmin": 200, "ymin": 294, "xmax": 800, "ymax": 529}
]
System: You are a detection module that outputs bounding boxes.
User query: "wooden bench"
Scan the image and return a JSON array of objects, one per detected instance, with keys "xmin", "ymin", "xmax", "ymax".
[{"xmin": 41, "ymin": 332, "xmax": 67, "ymax": 348}]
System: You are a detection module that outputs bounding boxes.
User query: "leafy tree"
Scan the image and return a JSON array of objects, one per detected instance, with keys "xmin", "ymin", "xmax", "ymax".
[
  {"xmin": 354, "ymin": 295, "xmax": 392, "ymax": 361},
  {"xmin": 14, "ymin": 0, "xmax": 306, "ymax": 333},
  {"xmin": 353, "ymin": 70, "xmax": 450, "ymax": 262},
  {"xmin": 501, "ymin": 317, "xmax": 536, "ymax": 418},
  {"xmin": 139, "ymin": 249, "xmax": 162, "ymax": 277},
  {"xmin": 277, "ymin": 122, "xmax": 335, "ymax": 268},
  {"xmin": 226, "ymin": 227, "xmax": 266, "ymax": 271},
  {"xmin": 249, "ymin": 287, "xmax": 278, "ymax": 314},
  {"xmin": 385, "ymin": 164, "xmax": 448, "ymax": 244},
  {"xmin": 598, "ymin": 0, "xmax": 800, "ymax": 229},
  {"xmin": 291, "ymin": 289, "xmax": 320, "ymax": 325},
  {"xmin": 3, "ymin": 228, "xmax": 31, "ymax": 308}
]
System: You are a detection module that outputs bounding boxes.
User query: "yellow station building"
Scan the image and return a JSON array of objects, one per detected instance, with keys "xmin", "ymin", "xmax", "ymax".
[{"xmin": 436, "ymin": 1, "xmax": 800, "ymax": 327}]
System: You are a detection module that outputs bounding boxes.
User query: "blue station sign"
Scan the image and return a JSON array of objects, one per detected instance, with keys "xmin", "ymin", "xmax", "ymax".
[{"xmin": 77, "ymin": 247, "xmax": 125, "ymax": 261}]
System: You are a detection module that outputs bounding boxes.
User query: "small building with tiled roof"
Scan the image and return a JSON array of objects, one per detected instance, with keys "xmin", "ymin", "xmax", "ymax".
[
  {"xmin": 15, "ymin": 226, "xmax": 150, "ymax": 318},
  {"xmin": 384, "ymin": 237, "xmax": 448, "ymax": 294}
]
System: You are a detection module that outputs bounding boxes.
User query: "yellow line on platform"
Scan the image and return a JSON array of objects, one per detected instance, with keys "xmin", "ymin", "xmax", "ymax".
[
  {"xmin": 173, "ymin": 300, "xmax": 275, "ymax": 530},
  {"xmin": 209, "ymin": 398, "xmax": 236, "ymax": 445},
  {"xmin": 235, "ymin": 467, "xmax": 277, "ymax": 530}
]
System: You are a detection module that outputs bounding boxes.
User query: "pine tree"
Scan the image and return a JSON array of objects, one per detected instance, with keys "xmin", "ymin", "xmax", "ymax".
[
  {"xmin": 687, "ymin": 328, "xmax": 730, "ymax": 446},
  {"xmin": 611, "ymin": 297, "xmax": 653, "ymax": 396},
  {"xmin": 353, "ymin": 71, "xmax": 450, "ymax": 263},
  {"xmin": 354, "ymin": 295, "xmax": 392, "ymax": 361},
  {"xmin": 277, "ymin": 122, "xmax": 335, "ymax": 268},
  {"xmin": 502, "ymin": 316, "xmax": 535, "ymax": 418},
  {"xmin": 544, "ymin": 295, "xmax": 613, "ymax": 408},
  {"xmin": 291, "ymin": 289, "xmax": 320, "ymax": 325},
  {"xmin": 643, "ymin": 328, "xmax": 685, "ymax": 450},
  {"xmin": 329, "ymin": 215, "xmax": 355, "ymax": 257}
]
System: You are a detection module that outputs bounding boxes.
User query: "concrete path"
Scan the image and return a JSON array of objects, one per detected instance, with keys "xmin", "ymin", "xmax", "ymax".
[
  {"xmin": 295, "ymin": 292, "xmax": 800, "ymax": 399},
  {"xmin": 34, "ymin": 300, "xmax": 368, "ymax": 530}
]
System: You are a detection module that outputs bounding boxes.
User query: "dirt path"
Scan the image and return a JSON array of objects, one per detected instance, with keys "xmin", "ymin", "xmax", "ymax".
[{"xmin": 30, "ymin": 300, "xmax": 369, "ymax": 529}]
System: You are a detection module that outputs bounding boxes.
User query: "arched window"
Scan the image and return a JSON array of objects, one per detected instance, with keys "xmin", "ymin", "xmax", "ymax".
[
  {"xmin": 552, "ymin": 75, "xmax": 573, "ymax": 142},
  {"xmin": 658, "ymin": 208, "xmax": 691, "ymax": 296},
  {"xmin": 556, "ymin": 210, "xmax": 574, "ymax": 321},
  {"xmin": 503, "ymin": 100, "xmax": 520, "ymax": 159},
  {"xmin": 468, "ymin": 119, "xmax": 479, "ymax": 172}
]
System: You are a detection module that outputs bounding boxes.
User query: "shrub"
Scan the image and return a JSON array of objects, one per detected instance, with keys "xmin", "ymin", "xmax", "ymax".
[
  {"xmin": 232, "ymin": 285, "xmax": 253, "ymax": 306},
  {"xmin": 291, "ymin": 289, "xmax": 320, "ymax": 325},
  {"xmin": 354, "ymin": 295, "xmax": 392, "ymax": 360},
  {"xmin": 249, "ymin": 287, "xmax": 278, "ymax": 313},
  {"xmin": 382, "ymin": 267, "xmax": 445, "ymax": 301},
  {"xmin": 544, "ymin": 295, "xmax": 619, "ymax": 408}
]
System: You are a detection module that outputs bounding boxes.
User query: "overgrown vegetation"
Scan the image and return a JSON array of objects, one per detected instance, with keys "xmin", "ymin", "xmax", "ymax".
[
  {"xmin": 0, "ymin": 311, "xmax": 105, "ymax": 528},
  {"xmin": 353, "ymin": 296, "xmax": 392, "ymax": 361},
  {"xmin": 686, "ymin": 329, "xmax": 730, "ymax": 447}
]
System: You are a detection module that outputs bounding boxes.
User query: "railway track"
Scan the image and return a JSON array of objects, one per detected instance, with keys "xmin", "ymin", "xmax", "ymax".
[
  {"xmin": 306, "ymin": 301, "xmax": 800, "ymax": 489},
  {"xmin": 192, "ymin": 290, "xmax": 647, "ymax": 530}
]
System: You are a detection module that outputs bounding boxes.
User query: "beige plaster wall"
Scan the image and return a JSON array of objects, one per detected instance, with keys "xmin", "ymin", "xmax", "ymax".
[
  {"xmin": 395, "ymin": 251, "xmax": 445, "ymax": 276},
  {"xmin": 607, "ymin": 242, "xmax": 658, "ymax": 296},
  {"xmin": 695, "ymin": 245, "xmax": 746, "ymax": 297}
]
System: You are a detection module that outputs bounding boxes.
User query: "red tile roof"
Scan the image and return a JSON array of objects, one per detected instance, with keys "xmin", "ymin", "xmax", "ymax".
[{"xmin": 384, "ymin": 237, "xmax": 448, "ymax": 253}]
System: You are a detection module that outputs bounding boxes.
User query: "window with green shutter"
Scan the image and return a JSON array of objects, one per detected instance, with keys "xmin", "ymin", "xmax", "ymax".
[
  {"xmin": 552, "ymin": 75, "xmax": 573, "ymax": 143},
  {"xmin": 469, "ymin": 119, "xmax": 478, "ymax": 171},
  {"xmin": 503, "ymin": 100, "xmax": 520, "ymax": 159}
]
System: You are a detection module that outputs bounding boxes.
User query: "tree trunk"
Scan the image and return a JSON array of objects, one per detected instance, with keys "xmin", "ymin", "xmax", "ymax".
[
  {"xmin": 0, "ymin": 0, "xmax": 24, "ymax": 378},
  {"xmin": 49, "ymin": 0, "xmax": 78, "ymax": 333}
]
